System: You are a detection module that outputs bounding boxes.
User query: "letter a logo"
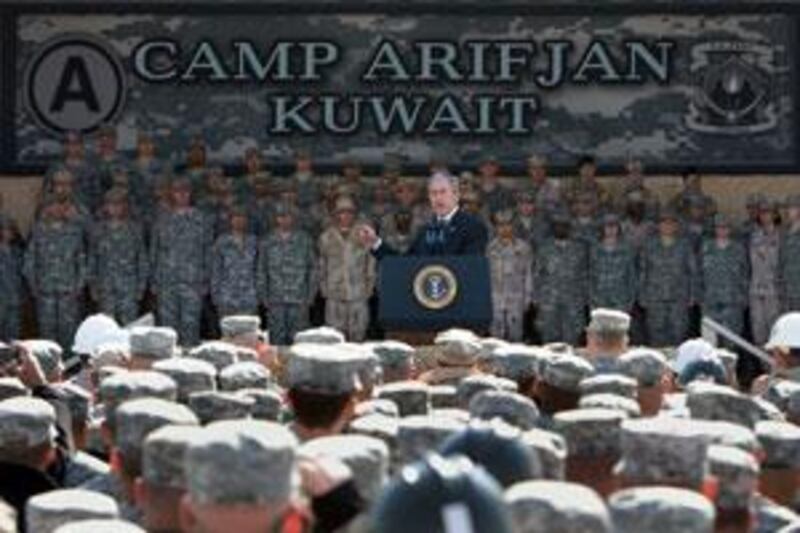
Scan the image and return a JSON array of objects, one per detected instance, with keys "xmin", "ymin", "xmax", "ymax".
[{"xmin": 24, "ymin": 34, "xmax": 126, "ymax": 134}]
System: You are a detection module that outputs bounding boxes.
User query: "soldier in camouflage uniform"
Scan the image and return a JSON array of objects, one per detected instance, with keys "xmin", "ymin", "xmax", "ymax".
[
  {"xmin": 43, "ymin": 132, "xmax": 99, "ymax": 216},
  {"xmin": 0, "ymin": 217, "xmax": 23, "ymax": 340},
  {"xmin": 779, "ymin": 195, "xmax": 800, "ymax": 312},
  {"xmin": 291, "ymin": 149, "xmax": 322, "ymax": 217},
  {"xmin": 671, "ymin": 167, "xmax": 717, "ymax": 219},
  {"xmin": 523, "ymin": 155, "xmax": 562, "ymax": 215},
  {"xmin": 565, "ymin": 155, "xmax": 610, "ymax": 214},
  {"xmin": 750, "ymin": 199, "xmax": 782, "ymax": 345},
  {"xmin": 129, "ymin": 132, "xmax": 163, "ymax": 225},
  {"xmin": 488, "ymin": 210, "xmax": 533, "ymax": 342},
  {"xmin": 184, "ymin": 135, "xmax": 208, "ymax": 194},
  {"xmin": 477, "ymin": 156, "xmax": 513, "ymax": 215},
  {"xmin": 683, "ymin": 195, "xmax": 712, "ymax": 255},
  {"xmin": 514, "ymin": 190, "xmax": 550, "ymax": 251},
  {"xmin": 620, "ymin": 191, "xmax": 655, "ymax": 253},
  {"xmin": 89, "ymin": 188, "xmax": 149, "ymax": 325},
  {"xmin": 150, "ymin": 177, "xmax": 211, "ymax": 346},
  {"xmin": 533, "ymin": 212, "xmax": 589, "ymax": 345},
  {"xmin": 91, "ymin": 126, "xmax": 128, "ymax": 206},
  {"xmin": 638, "ymin": 209, "xmax": 696, "ymax": 347},
  {"xmin": 698, "ymin": 215, "xmax": 749, "ymax": 339},
  {"xmin": 318, "ymin": 196, "xmax": 376, "ymax": 342},
  {"xmin": 257, "ymin": 203, "xmax": 316, "ymax": 345},
  {"xmin": 210, "ymin": 207, "xmax": 259, "ymax": 318},
  {"xmin": 590, "ymin": 214, "xmax": 637, "ymax": 313},
  {"xmin": 570, "ymin": 191, "xmax": 600, "ymax": 251},
  {"xmin": 366, "ymin": 177, "xmax": 395, "ymax": 232},
  {"xmin": 246, "ymin": 171, "xmax": 274, "ymax": 238},
  {"xmin": 386, "ymin": 177, "xmax": 428, "ymax": 235},
  {"xmin": 24, "ymin": 199, "xmax": 88, "ymax": 349}
]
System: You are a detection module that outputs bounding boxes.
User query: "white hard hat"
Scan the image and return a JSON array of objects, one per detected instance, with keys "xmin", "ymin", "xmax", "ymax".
[
  {"xmin": 673, "ymin": 338, "xmax": 716, "ymax": 374},
  {"xmin": 765, "ymin": 312, "xmax": 800, "ymax": 351},
  {"xmin": 72, "ymin": 314, "xmax": 128, "ymax": 355}
]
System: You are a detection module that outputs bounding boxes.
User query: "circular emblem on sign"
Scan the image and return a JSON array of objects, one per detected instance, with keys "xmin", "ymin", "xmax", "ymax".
[
  {"xmin": 24, "ymin": 34, "xmax": 127, "ymax": 135},
  {"xmin": 413, "ymin": 264, "xmax": 458, "ymax": 310}
]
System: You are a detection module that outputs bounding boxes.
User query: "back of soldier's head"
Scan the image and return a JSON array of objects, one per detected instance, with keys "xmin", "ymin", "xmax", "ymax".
[{"xmin": 371, "ymin": 454, "xmax": 513, "ymax": 533}]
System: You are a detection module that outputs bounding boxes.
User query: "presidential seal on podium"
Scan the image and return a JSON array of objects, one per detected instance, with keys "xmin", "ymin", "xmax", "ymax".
[{"xmin": 413, "ymin": 264, "xmax": 458, "ymax": 310}]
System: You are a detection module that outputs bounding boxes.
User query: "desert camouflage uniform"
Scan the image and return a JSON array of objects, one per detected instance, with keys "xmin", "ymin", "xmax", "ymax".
[
  {"xmin": 488, "ymin": 236, "xmax": 533, "ymax": 341},
  {"xmin": 318, "ymin": 227, "xmax": 376, "ymax": 342}
]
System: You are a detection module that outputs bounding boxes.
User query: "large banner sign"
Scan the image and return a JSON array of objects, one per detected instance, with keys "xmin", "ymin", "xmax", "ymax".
[{"xmin": 11, "ymin": 10, "xmax": 798, "ymax": 170}]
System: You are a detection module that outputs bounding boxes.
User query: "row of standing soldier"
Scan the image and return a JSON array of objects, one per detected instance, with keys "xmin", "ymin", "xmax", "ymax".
[{"xmin": 2, "ymin": 130, "xmax": 800, "ymax": 353}]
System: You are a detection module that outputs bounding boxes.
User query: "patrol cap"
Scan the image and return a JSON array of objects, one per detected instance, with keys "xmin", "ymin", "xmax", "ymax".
[
  {"xmin": 658, "ymin": 206, "xmax": 681, "ymax": 222},
  {"xmin": 616, "ymin": 348, "xmax": 669, "ymax": 388},
  {"xmin": 142, "ymin": 424, "xmax": 206, "ymax": 489},
  {"xmin": 376, "ymin": 381, "xmax": 430, "ymax": 416},
  {"xmin": 92, "ymin": 342, "xmax": 131, "ymax": 369},
  {"xmin": 372, "ymin": 341, "xmax": 415, "ymax": 373},
  {"xmin": 355, "ymin": 399, "xmax": 400, "ymax": 419},
  {"xmin": 0, "ymin": 397, "xmax": 56, "ymax": 450},
  {"xmin": 219, "ymin": 315, "xmax": 261, "ymax": 339},
  {"xmin": 707, "ymin": 445, "xmax": 759, "ymax": 511},
  {"xmin": 686, "ymin": 382, "xmax": 762, "ymax": 429},
  {"xmin": 103, "ymin": 187, "xmax": 128, "ymax": 206},
  {"xmin": 456, "ymin": 374, "xmax": 518, "ymax": 408},
  {"xmin": 755, "ymin": 421, "xmax": 800, "ymax": 469},
  {"xmin": 151, "ymin": 358, "xmax": 217, "ymax": 403},
  {"xmin": 115, "ymin": 398, "xmax": 199, "ymax": 472},
  {"xmin": 286, "ymin": 344, "xmax": 363, "ymax": 395},
  {"xmin": 579, "ymin": 374, "xmax": 637, "ymax": 399},
  {"xmin": 300, "ymin": 435, "xmax": 389, "ymax": 501},
  {"xmin": 219, "ymin": 361, "xmax": 271, "ymax": 391},
  {"xmin": 272, "ymin": 201, "xmax": 296, "ymax": 219},
  {"xmin": 521, "ymin": 429, "xmax": 568, "ymax": 480},
  {"xmin": 170, "ymin": 176, "xmax": 192, "ymax": 191},
  {"xmin": 542, "ymin": 354, "xmax": 595, "ymax": 393},
  {"xmin": 128, "ymin": 327, "xmax": 178, "ymax": 361},
  {"xmin": 440, "ymin": 420, "xmax": 542, "ymax": 488},
  {"xmin": 54, "ymin": 519, "xmax": 145, "ymax": 533},
  {"xmin": 616, "ymin": 418, "xmax": 709, "ymax": 488},
  {"xmin": 517, "ymin": 189, "xmax": 536, "ymax": 204},
  {"xmin": 527, "ymin": 154, "xmax": 547, "ymax": 167},
  {"xmin": 712, "ymin": 214, "xmax": 731, "ymax": 228},
  {"xmin": 554, "ymin": 408, "xmax": 627, "ymax": 459},
  {"xmin": 187, "ymin": 341, "xmax": 239, "ymax": 371},
  {"xmin": 430, "ymin": 385, "xmax": 459, "ymax": 409},
  {"xmin": 468, "ymin": 390, "xmax": 540, "ymax": 430},
  {"xmin": 348, "ymin": 414, "xmax": 399, "ymax": 451},
  {"xmin": 185, "ymin": 420, "xmax": 298, "ymax": 505},
  {"xmin": 293, "ymin": 326, "xmax": 346, "ymax": 345},
  {"xmin": 764, "ymin": 379, "xmax": 800, "ymax": 413},
  {"xmin": 370, "ymin": 454, "xmax": 514, "ymax": 533},
  {"xmin": 607, "ymin": 487, "xmax": 715, "ymax": 533},
  {"xmin": 341, "ymin": 343, "xmax": 381, "ymax": 391},
  {"xmin": 397, "ymin": 414, "xmax": 466, "ymax": 465},
  {"xmin": 52, "ymin": 382, "xmax": 92, "ymax": 425},
  {"xmin": 98, "ymin": 371, "xmax": 177, "ymax": 431},
  {"xmin": 686, "ymin": 420, "xmax": 760, "ymax": 455},
  {"xmin": 236, "ymin": 388, "xmax": 284, "ymax": 421},
  {"xmin": 0, "ymin": 377, "xmax": 29, "ymax": 401},
  {"xmin": 579, "ymin": 394, "xmax": 641, "ymax": 418},
  {"xmin": 187, "ymin": 391, "xmax": 254, "ymax": 425},
  {"xmin": 26, "ymin": 490, "xmax": 119, "ymax": 533},
  {"xmin": 490, "ymin": 345, "xmax": 545, "ymax": 382},
  {"xmin": 586, "ymin": 309, "xmax": 631, "ymax": 334},
  {"xmin": 21, "ymin": 340, "xmax": 63, "ymax": 382},
  {"xmin": 434, "ymin": 329, "xmax": 481, "ymax": 367},
  {"xmin": 505, "ymin": 480, "xmax": 612, "ymax": 532}
]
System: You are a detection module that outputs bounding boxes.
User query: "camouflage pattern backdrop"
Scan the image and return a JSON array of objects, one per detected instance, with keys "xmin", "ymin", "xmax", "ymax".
[{"xmin": 11, "ymin": 10, "xmax": 798, "ymax": 170}]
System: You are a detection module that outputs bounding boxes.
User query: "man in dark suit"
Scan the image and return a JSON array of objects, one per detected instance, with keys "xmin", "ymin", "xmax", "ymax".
[{"xmin": 358, "ymin": 171, "xmax": 488, "ymax": 257}]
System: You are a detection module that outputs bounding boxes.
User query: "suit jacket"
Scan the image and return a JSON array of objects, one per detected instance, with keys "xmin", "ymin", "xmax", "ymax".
[{"xmin": 373, "ymin": 209, "xmax": 488, "ymax": 259}]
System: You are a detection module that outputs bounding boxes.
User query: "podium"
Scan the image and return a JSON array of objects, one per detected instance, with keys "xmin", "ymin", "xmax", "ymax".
[{"xmin": 378, "ymin": 256, "xmax": 492, "ymax": 344}]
